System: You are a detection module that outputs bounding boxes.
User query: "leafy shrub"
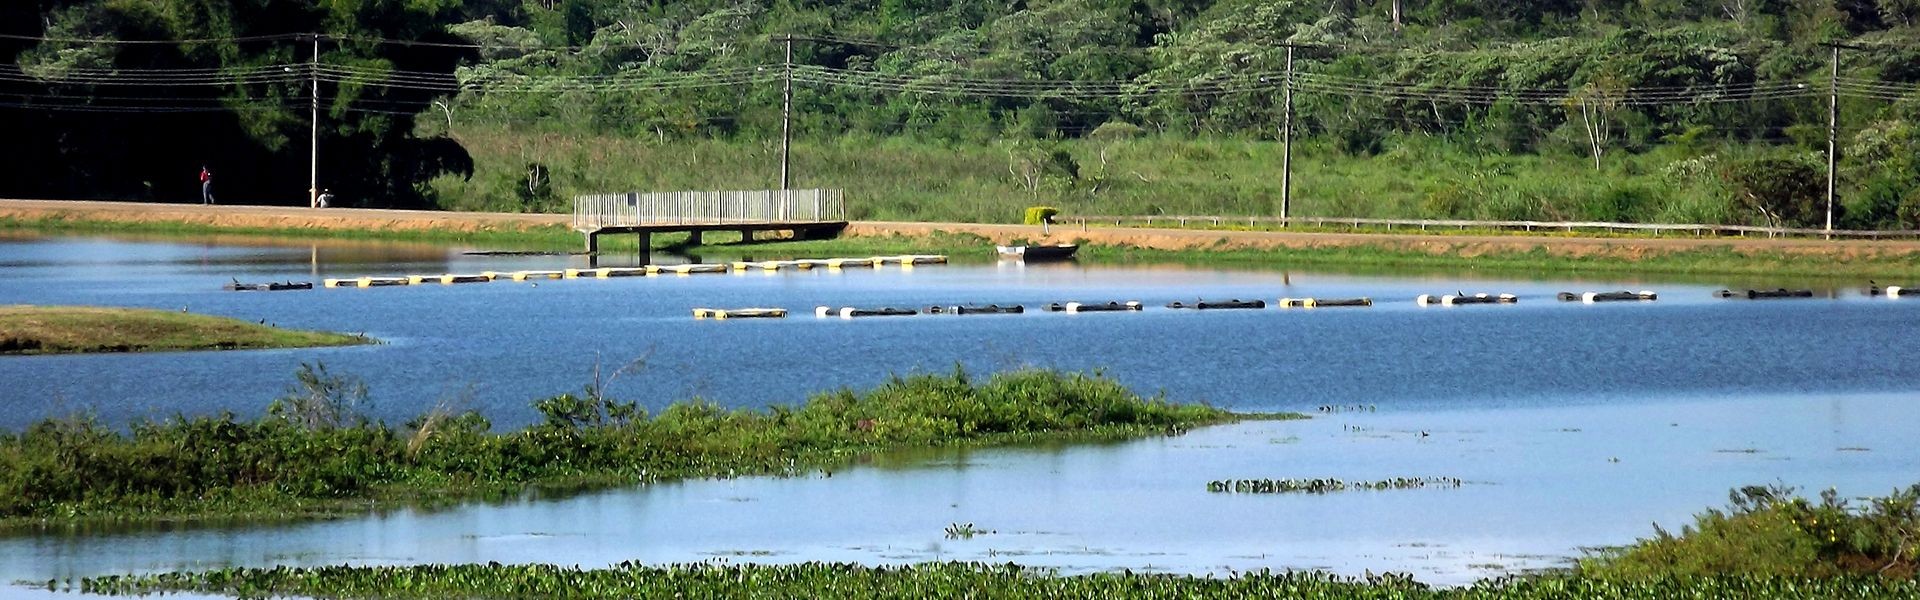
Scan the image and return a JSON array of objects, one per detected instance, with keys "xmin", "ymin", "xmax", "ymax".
[
  {"xmin": 1584, "ymin": 484, "xmax": 1920, "ymax": 578},
  {"xmin": 1582, "ymin": 185, "xmax": 1659, "ymax": 223},
  {"xmin": 1024, "ymin": 206, "xmax": 1060, "ymax": 225},
  {"xmin": 1720, "ymin": 155, "xmax": 1838, "ymax": 228}
]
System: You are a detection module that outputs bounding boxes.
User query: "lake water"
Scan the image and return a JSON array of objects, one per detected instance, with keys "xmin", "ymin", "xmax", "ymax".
[
  {"xmin": 2, "ymin": 235, "xmax": 1916, "ymax": 430},
  {"xmin": 2, "ymin": 234, "xmax": 1918, "ymax": 590}
]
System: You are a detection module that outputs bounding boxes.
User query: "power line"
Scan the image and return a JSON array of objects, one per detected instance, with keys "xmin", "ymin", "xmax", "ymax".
[{"xmin": 0, "ymin": 32, "xmax": 305, "ymax": 45}]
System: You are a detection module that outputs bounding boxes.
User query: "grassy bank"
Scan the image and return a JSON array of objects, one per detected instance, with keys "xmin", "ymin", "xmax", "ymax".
[
  {"xmin": 67, "ymin": 485, "xmax": 1920, "ymax": 598},
  {"xmin": 9, "ymin": 212, "xmax": 1920, "ymax": 280},
  {"xmin": 0, "ymin": 366, "xmax": 1277, "ymax": 530},
  {"xmin": 0, "ymin": 306, "xmax": 372, "ymax": 355},
  {"xmin": 1076, "ymin": 241, "xmax": 1920, "ymax": 280}
]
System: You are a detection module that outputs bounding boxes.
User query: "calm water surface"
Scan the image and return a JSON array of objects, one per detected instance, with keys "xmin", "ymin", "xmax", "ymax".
[
  {"xmin": 1, "ymin": 236, "xmax": 1915, "ymax": 429},
  {"xmin": 2, "ymin": 234, "xmax": 1918, "ymax": 591}
]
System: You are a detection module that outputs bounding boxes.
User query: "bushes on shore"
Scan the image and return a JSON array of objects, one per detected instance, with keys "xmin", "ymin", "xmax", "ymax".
[
  {"xmin": 0, "ymin": 366, "xmax": 1234, "ymax": 524},
  {"xmin": 1583, "ymin": 484, "xmax": 1920, "ymax": 578}
]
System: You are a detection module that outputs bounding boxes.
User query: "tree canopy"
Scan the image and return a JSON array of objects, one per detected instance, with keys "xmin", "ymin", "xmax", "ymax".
[{"xmin": 6, "ymin": 1, "xmax": 1920, "ymax": 228}]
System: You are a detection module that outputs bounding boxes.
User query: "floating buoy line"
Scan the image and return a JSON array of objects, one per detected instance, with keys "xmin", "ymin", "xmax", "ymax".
[
  {"xmin": 227, "ymin": 259, "xmax": 1909, "ymax": 329},
  {"xmin": 1416, "ymin": 293, "xmax": 1516, "ymax": 306},
  {"xmin": 1715, "ymin": 288, "xmax": 1814, "ymax": 299},
  {"xmin": 1867, "ymin": 282, "xmax": 1915, "ymax": 297},
  {"xmin": 1167, "ymin": 299, "xmax": 1267, "ymax": 310},
  {"xmin": 1045, "ymin": 301, "xmax": 1143, "ymax": 313},
  {"xmin": 1558, "ymin": 290, "xmax": 1658, "ymax": 303},
  {"xmin": 926, "ymin": 304, "xmax": 1024, "ymax": 315},
  {"xmin": 294, "ymin": 255, "xmax": 949, "ymax": 290},
  {"xmin": 1279, "ymin": 297, "xmax": 1372, "ymax": 308}
]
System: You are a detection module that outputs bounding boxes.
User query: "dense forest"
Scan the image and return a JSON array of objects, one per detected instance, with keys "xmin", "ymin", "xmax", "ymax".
[{"xmin": 6, "ymin": 1, "xmax": 1920, "ymax": 227}]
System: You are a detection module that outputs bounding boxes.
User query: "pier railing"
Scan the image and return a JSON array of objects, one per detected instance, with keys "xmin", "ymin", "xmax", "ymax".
[{"xmin": 572, "ymin": 189, "xmax": 845, "ymax": 231}]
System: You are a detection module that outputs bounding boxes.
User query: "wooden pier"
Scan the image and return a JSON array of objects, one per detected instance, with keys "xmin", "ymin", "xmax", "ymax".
[{"xmin": 572, "ymin": 189, "xmax": 849, "ymax": 260}]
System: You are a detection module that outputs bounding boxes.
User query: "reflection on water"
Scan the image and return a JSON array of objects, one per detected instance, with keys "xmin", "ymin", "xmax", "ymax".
[
  {"xmin": 2, "ymin": 235, "xmax": 1918, "ymax": 432},
  {"xmin": 2, "ymin": 392, "xmax": 1915, "ymax": 587},
  {"xmin": 2, "ymin": 234, "xmax": 1919, "ymax": 591}
]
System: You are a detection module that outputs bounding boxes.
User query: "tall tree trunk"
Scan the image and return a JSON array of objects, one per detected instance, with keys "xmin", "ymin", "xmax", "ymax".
[
  {"xmin": 1580, "ymin": 101, "xmax": 1603, "ymax": 171},
  {"xmin": 1392, "ymin": 0, "xmax": 1403, "ymax": 32}
]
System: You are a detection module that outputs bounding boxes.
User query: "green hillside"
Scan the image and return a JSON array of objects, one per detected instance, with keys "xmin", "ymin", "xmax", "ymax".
[{"xmin": 6, "ymin": 1, "xmax": 1920, "ymax": 228}]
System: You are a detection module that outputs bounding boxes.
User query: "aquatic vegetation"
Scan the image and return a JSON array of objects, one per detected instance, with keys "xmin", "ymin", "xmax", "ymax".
[
  {"xmin": 1582, "ymin": 484, "xmax": 1920, "ymax": 579},
  {"xmin": 0, "ymin": 367, "xmax": 1259, "ymax": 528},
  {"xmin": 0, "ymin": 306, "xmax": 371, "ymax": 355},
  {"xmin": 1318, "ymin": 404, "xmax": 1378, "ymax": 413},
  {"xmin": 70, "ymin": 562, "xmax": 1920, "ymax": 599},
  {"xmin": 1206, "ymin": 478, "xmax": 1464, "ymax": 495},
  {"xmin": 43, "ymin": 485, "xmax": 1920, "ymax": 597},
  {"xmin": 944, "ymin": 522, "xmax": 992, "ymax": 540}
]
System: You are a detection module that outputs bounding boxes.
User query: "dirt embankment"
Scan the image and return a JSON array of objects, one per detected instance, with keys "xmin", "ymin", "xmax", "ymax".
[
  {"xmin": 849, "ymin": 221, "xmax": 1920, "ymax": 260},
  {"xmin": 7, "ymin": 198, "xmax": 1920, "ymax": 260},
  {"xmin": 0, "ymin": 199, "xmax": 568, "ymax": 233}
]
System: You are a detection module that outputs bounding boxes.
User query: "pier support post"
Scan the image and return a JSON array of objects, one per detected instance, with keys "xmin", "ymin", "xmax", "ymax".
[
  {"xmin": 584, "ymin": 231, "xmax": 599, "ymax": 254},
  {"xmin": 636, "ymin": 231, "xmax": 651, "ymax": 266},
  {"xmin": 687, "ymin": 231, "xmax": 703, "ymax": 246},
  {"xmin": 740, "ymin": 229, "xmax": 755, "ymax": 243}
]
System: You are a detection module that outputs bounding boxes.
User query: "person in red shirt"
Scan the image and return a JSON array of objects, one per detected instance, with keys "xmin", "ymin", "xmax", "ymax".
[{"xmin": 199, "ymin": 166, "xmax": 215, "ymax": 205}]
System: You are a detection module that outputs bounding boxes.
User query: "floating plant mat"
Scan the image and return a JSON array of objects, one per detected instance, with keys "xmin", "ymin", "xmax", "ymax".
[{"xmin": 1207, "ymin": 477, "xmax": 1464, "ymax": 494}]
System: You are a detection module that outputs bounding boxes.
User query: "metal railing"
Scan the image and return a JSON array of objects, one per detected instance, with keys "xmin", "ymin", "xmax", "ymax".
[
  {"xmin": 572, "ymin": 188, "xmax": 845, "ymax": 231},
  {"xmin": 1064, "ymin": 214, "xmax": 1920, "ymax": 240}
]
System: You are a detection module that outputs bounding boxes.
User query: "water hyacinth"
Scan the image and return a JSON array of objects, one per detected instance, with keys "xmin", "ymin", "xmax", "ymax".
[
  {"xmin": 1206, "ymin": 477, "xmax": 1465, "ymax": 494},
  {"xmin": 72, "ymin": 562, "xmax": 1920, "ymax": 599}
]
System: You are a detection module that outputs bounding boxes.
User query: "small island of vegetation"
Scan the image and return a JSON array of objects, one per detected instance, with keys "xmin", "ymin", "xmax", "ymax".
[
  {"xmin": 0, "ymin": 366, "xmax": 1288, "ymax": 529},
  {"xmin": 0, "ymin": 305, "xmax": 372, "ymax": 355}
]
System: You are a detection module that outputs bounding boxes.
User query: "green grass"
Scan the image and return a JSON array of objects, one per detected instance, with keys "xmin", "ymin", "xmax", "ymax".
[
  {"xmin": 433, "ymin": 127, "xmax": 1771, "ymax": 227},
  {"xmin": 0, "ymin": 306, "xmax": 372, "ymax": 355},
  {"xmin": 11, "ymin": 206, "xmax": 1920, "ymax": 280},
  {"xmin": 1073, "ymin": 240, "xmax": 1920, "ymax": 280},
  {"xmin": 0, "ymin": 366, "xmax": 1285, "ymax": 530},
  {"xmin": 1581, "ymin": 484, "xmax": 1919, "ymax": 579}
]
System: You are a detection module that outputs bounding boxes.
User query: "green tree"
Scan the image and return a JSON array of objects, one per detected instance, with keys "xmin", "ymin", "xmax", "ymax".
[{"xmin": 1721, "ymin": 155, "xmax": 1836, "ymax": 228}]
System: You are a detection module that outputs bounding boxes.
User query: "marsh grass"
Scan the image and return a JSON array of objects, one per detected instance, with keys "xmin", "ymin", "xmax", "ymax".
[
  {"xmin": 0, "ymin": 367, "xmax": 1262, "ymax": 530},
  {"xmin": 0, "ymin": 306, "xmax": 371, "ymax": 355}
]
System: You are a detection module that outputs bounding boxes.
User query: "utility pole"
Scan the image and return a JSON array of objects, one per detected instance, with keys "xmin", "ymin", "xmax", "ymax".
[
  {"xmin": 1280, "ymin": 44, "xmax": 1295, "ymax": 228},
  {"xmin": 779, "ymin": 34, "xmax": 793, "ymax": 193},
  {"xmin": 1825, "ymin": 44, "xmax": 1840, "ymax": 237},
  {"xmin": 309, "ymin": 34, "xmax": 321, "ymax": 209}
]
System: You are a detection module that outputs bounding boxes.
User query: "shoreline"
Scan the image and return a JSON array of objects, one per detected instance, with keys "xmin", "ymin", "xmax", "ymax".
[
  {"xmin": 6, "ymin": 199, "xmax": 1920, "ymax": 277},
  {"xmin": 0, "ymin": 306, "xmax": 373, "ymax": 355}
]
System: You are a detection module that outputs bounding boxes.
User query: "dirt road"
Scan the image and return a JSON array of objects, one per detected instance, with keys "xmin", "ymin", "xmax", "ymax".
[
  {"xmin": 0, "ymin": 199, "xmax": 568, "ymax": 233},
  {"xmin": 850, "ymin": 220, "xmax": 1920, "ymax": 260},
  {"xmin": 6, "ymin": 198, "xmax": 1920, "ymax": 259}
]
